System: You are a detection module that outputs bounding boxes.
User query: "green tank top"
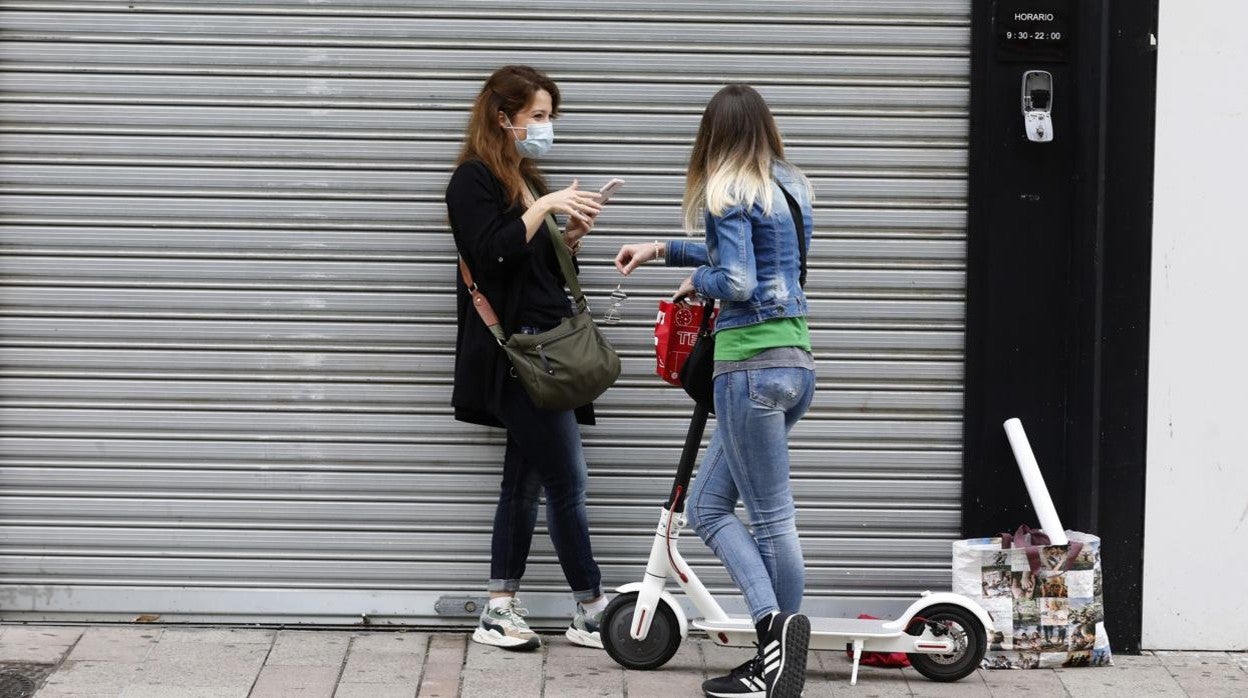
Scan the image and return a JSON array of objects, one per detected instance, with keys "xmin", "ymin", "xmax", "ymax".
[{"xmin": 713, "ymin": 317, "xmax": 812, "ymax": 361}]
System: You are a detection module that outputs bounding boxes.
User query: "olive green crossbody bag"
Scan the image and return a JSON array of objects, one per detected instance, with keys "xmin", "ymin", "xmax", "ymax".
[{"xmin": 457, "ymin": 201, "xmax": 620, "ymax": 411}]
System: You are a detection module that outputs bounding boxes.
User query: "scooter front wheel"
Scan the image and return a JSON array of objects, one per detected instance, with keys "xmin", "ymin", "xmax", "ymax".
[
  {"xmin": 601, "ymin": 591, "xmax": 682, "ymax": 670},
  {"xmin": 905, "ymin": 603, "xmax": 988, "ymax": 682}
]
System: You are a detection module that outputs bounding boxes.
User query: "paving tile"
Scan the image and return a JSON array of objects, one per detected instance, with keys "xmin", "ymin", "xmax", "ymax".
[
  {"xmin": 120, "ymin": 686, "xmax": 249, "ymax": 698},
  {"xmin": 416, "ymin": 634, "xmax": 467, "ymax": 698},
  {"xmin": 155, "ymin": 628, "xmax": 274, "ymax": 645},
  {"xmin": 68, "ymin": 627, "xmax": 163, "ymax": 662},
  {"xmin": 1154, "ymin": 651, "xmax": 1247, "ymax": 697},
  {"xmin": 348, "ymin": 631, "xmax": 428, "ymax": 655},
  {"xmin": 541, "ymin": 637, "xmax": 625, "ymax": 697},
  {"xmin": 338, "ymin": 650, "xmax": 423, "ymax": 686},
  {"xmin": 266, "ymin": 630, "xmax": 351, "ymax": 667},
  {"xmin": 31, "ymin": 688, "xmax": 123, "ymax": 698},
  {"xmin": 40, "ymin": 659, "xmax": 140, "ymax": 694},
  {"xmin": 130, "ymin": 641, "xmax": 269, "ymax": 691},
  {"xmin": 144, "ymin": 638, "xmax": 270, "ymax": 666},
  {"xmin": 903, "ymin": 666, "xmax": 990, "ymax": 696},
  {"xmin": 622, "ymin": 638, "xmax": 704, "ymax": 698},
  {"xmin": 980, "ymin": 666, "xmax": 1072, "ymax": 696},
  {"xmin": 1055, "ymin": 652, "xmax": 1184, "ymax": 697},
  {"xmin": 1166, "ymin": 667, "xmax": 1248, "ymax": 697},
  {"xmin": 334, "ymin": 684, "xmax": 417, "ymax": 698},
  {"xmin": 811, "ymin": 648, "xmax": 911, "ymax": 696},
  {"xmin": 249, "ymin": 664, "xmax": 340, "ymax": 698},
  {"xmin": 800, "ymin": 650, "xmax": 840, "ymax": 698},
  {"xmin": 459, "ymin": 633, "xmax": 544, "ymax": 697},
  {"xmin": 0, "ymin": 626, "xmax": 83, "ymax": 663},
  {"xmin": 1153, "ymin": 650, "xmax": 1237, "ymax": 667},
  {"xmin": 337, "ymin": 634, "xmax": 426, "ymax": 688}
]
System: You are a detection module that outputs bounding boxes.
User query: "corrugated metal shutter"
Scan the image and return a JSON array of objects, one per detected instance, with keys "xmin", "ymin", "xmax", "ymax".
[{"xmin": 0, "ymin": 0, "xmax": 969, "ymax": 622}]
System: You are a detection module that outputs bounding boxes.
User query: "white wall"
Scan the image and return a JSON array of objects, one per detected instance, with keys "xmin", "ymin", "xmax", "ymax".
[{"xmin": 1142, "ymin": 1, "xmax": 1248, "ymax": 650}]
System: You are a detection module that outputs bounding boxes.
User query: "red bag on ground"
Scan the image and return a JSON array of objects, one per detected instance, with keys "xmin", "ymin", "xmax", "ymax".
[
  {"xmin": 844, "ymin": 614, "xmax": 911, "ymax": 667},
  {"xmin": 654, "ymin": 300, "xmax": 716, "ymax": 386}
]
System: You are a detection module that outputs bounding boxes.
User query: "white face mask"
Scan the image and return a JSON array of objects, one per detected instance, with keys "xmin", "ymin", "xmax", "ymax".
[{"xmin": 504, "ymin": 117, "xmax": 554, "ymax": 158}]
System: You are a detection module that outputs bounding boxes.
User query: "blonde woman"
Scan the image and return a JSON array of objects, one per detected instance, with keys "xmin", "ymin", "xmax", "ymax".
[{"xmin": 616, "ymin": 84, "xmax": 815, "ymax": 698}]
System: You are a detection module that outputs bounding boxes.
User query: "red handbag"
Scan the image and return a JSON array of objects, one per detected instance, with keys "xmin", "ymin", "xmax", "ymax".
[
  {"xmin": 654, "ymin": 300, "xmax": 716, "ymax": 386},
  {"xmin": 844, "ymin": 614, "xmax": 911, "ymax": 667}
]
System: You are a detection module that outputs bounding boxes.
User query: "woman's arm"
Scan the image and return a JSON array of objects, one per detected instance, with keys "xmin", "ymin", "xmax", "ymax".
[
  {"xmin": 613, "ymin": 237, "xmax": 709, "ymax": 275},
  {"xmin": 663, "ymin": 239, "xmax": 709, "ymax": 268},
  {"xmin": 447, "ymin": 163, "xmax": 534, "ymax": 277},
  {"xmin": 690, "ymin": 206, "xmax": 757, "ymax": 301}
]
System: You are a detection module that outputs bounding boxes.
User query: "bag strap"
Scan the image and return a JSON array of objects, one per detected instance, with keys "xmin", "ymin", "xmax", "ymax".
[
  {"xmin": 694, "ymin": 298, "xmax": 715, "ymax": 338},
  {"xmin": 527, "ymin": 183, "xmax": 590, "ymax": 315},
  {"xmin": 457, "ymin": 257, "xmax": 508, "ymax": 346},
  {"xmin": 777, "ymin": 182, "xmax": 808, "ymax": 289}
]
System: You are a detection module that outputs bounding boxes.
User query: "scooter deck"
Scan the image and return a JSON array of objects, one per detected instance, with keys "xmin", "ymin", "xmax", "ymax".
[{"xmin": 694, "ymin": 616, "xmax": 902, "ymax": 639}]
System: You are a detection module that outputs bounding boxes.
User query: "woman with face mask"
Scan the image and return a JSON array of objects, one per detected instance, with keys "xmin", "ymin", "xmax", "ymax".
[
  {"xmin": 445, "ymin": 65, "xmax": 608, "ymax": 651},
  {"xmin": 615, "ymin": 84, "xmax": 817, "ymax": 698}
]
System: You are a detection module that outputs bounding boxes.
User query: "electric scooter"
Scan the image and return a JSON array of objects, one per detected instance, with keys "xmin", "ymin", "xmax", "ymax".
[{"xmin": 600, "ymin": 403, "xmax": 991, "ymax": 685}]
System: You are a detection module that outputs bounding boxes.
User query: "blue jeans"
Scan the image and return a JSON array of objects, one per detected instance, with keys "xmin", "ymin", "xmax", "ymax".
[
  {"xmin": 687, "ymin": 366, "xmax": 816, "ymax": 622},
  {"xmin": 487, "ymin": 327, "xmax": 603, "ymax": 602}
]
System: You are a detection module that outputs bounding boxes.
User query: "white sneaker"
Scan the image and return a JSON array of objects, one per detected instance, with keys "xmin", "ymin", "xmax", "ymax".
[
  {"xmin": 472, "ymin": 597, "xmax": 541, "ymax": 651},
  {"xmin": 565, "ymin": 603, "xmax": 604, "ymax": 649}
]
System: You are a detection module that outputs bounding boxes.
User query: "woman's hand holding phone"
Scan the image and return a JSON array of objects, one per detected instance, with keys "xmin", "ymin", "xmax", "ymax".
[
  {"xmin": 565, "ymin": 179, "xmax": 625, "ymax": 249},
  {"xmin": 540, "ymin": 179, "xmax": 601, "ymax": 228}
]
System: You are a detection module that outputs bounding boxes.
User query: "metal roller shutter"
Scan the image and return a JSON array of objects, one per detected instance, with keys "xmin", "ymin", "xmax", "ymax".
[{"xmin": 0, "ymin": 1, "xmax": 970, "ymax": 622}]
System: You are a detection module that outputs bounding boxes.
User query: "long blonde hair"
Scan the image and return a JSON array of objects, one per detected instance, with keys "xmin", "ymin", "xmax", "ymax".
[{"xmin": 682, "ymin": 84, "xmax": 787, "ymax": 232}]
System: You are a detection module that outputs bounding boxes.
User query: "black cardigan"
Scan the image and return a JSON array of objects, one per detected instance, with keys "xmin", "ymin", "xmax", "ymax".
[{"xmin": 445, "ymin": 160, "xmax": 596, "ymax": 427}]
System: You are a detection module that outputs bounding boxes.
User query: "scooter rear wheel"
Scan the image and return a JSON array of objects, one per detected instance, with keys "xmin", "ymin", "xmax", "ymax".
[
  {"xmin": 906, "ymin": 603, "xmax": 988, "ymax": 682},
  {"xmin": 601, "ymin": 591, "xmax": 682, "ymax": 670}
]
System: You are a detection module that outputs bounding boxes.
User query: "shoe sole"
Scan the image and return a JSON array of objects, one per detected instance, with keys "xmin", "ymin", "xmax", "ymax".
[
  {"xmin": 564, "ymin": 626, "xmax": 604, "ymax": 649},
  {"xmin": 704, "ymin": 690, "xmax": 764, "ymax": 698},
  {"xmin": 472, "ymin": 626, "xmax": 541, "ymax": 651},
  {"xmin": 770, "ymin": 614, "xmax": 810, "ymax": 698}
]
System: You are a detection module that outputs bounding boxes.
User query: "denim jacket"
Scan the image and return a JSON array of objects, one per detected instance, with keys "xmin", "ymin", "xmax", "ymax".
[{"xmin": 665, "ymin": 163, "xmax": 813, "ymax": 332}]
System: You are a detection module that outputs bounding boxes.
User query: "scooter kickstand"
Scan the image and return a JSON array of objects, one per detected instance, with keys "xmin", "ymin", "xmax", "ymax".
[{"xmin": 850, "ymin": 638, "xmax": 864, "ymax": 686}]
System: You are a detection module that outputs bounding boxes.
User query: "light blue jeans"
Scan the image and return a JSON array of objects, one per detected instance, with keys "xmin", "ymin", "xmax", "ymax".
[{"xmin": 686, "ymin": 366, "xmax": 816, "ymax": 623}]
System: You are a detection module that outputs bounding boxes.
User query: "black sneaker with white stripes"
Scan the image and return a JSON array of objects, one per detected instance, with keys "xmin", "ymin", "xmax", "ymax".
[
  {"xmin": 760, "ymin": 612, "xmax": 811, "ymax": 698},
  {"xmin": 701, "ymin": 653, "xmax": 766, "ymax": 698}
]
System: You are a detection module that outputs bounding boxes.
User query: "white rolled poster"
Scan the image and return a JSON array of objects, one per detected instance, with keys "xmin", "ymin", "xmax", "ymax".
[{"xmin": 1002, "ymin": 417, "xmax": 1069, "ymax": 546}]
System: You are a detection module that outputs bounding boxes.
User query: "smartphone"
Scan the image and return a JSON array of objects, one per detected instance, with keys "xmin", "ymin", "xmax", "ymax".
[{"xmin": 598, "ymin": 178, "xmax": 625, "ymax": 204}]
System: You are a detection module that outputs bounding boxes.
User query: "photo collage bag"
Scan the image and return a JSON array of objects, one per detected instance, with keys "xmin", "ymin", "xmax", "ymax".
[{"xmin": 952, "ymin": 527, "xmax": 1113, "ymax": 669}]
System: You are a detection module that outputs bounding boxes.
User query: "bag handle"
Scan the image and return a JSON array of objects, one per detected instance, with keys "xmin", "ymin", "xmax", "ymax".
[{"xmin": 1001, "ymin": 525, "xmax": 1085, "ymax": 574}]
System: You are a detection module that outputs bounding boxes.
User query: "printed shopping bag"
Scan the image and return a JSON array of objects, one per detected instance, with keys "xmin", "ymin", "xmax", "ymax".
[
  {"xmin": 953, "ymin": 528, "xmax": 1112, "ymax": 669},
  {"xmin": 654, "ymin": 300, "xmax": 716, "ymax": 386}
]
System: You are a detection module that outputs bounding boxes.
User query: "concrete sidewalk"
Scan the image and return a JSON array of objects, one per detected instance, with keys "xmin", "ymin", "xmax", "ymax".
[{"xmin": 1, "ymin": 624, "xmax": 1245, "ymax": 697}]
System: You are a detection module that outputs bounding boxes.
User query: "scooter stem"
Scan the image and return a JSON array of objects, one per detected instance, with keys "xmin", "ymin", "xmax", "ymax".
[{"xmin": 668, "ymin": 403, "xmax": 710, "ymax": 512}]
